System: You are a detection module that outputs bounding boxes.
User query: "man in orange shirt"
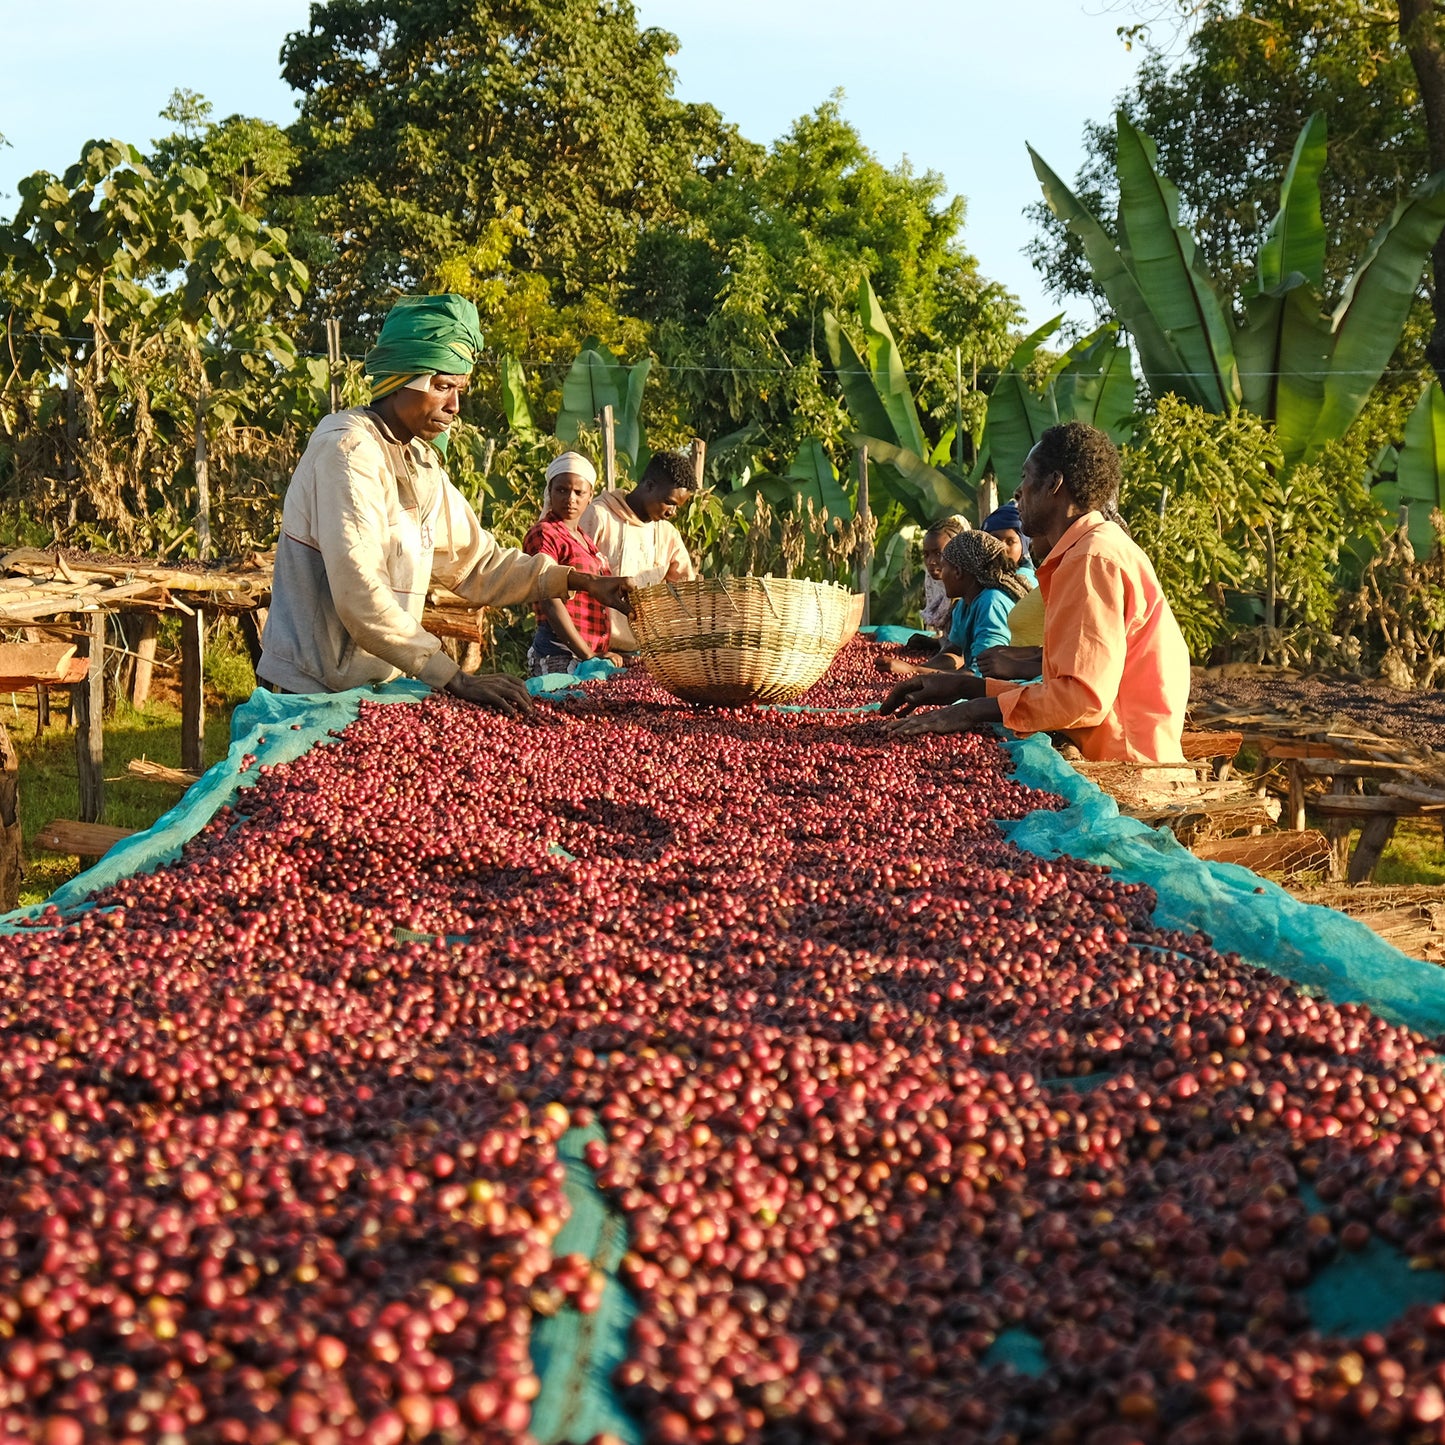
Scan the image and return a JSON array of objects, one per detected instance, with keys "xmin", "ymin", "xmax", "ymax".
[{"xmin": 882, "ymin": 422, "xmax": 1190, "ymax": 765}]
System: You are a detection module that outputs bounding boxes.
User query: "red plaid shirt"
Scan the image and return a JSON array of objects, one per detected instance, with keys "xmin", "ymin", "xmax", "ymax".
[{"xmin": 522, "ymin": 518, "xmax": 612, "ymax": 654}]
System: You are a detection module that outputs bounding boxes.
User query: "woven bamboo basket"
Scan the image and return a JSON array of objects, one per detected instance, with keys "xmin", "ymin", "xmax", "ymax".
[{"xmin": 630, "ymin": 576, "xmax": 860, "ymax": 706}]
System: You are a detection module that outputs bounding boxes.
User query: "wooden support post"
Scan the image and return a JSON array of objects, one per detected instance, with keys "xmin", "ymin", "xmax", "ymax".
[
  {"xmin": 1286, "ymin": 760, "xmax": 1307, "ymax": 832},
  {"xmin": 237, "ymin": 609, "xmax": 265, "ymax": 674},
  {"xmin": 74, "ymin": 611, "xmax": 105, "ymax": 825},
  {"xmin": 180, "ymin": 608, "xmax": 205, "ymax": 776},
  {"xmin": 855, "ymin": 445, "xmax": 873, "ymax": 628},
  {"xmin": 600, "ymin": 405, "xmax": 616, "ymax": 491},
  {"xmin": 690, "ymin": 437, "xmax": 707, "ymax": 490},
  {"xmin": 0, "ymin": 720, "xmax": 20, "ymax": 910},
  {"xmin": 34, "ymin": 685, "xmax": 49, "ymax": 735},
  {"xmin": 1348, "ymin": 814, "xmax": 1397, "ymax": 886},
  {"xmin": 130, "ymin": 613, "xmax": 158, "ymax": 708},
  {"xmin": 1326, "ymin": 777, "xmax": 1350, "ymax": 881},
  {"xmin": 326, "ymin": 317, "xmax": 344, "ymax": 414},
  {"xmin": 978, "ymin": 474, "xmax": 999, "ymax": 530}
]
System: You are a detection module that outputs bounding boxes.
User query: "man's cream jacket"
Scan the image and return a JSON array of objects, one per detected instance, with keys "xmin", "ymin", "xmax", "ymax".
[{"xmin": 259, "ymin": 409, "xmax": 569, "ymax": 693}]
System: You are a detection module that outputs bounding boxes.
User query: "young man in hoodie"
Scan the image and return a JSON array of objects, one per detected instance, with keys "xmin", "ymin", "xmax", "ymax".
[
  {"xmin": 579, "ymin": 451, "xmax": 698, "ymax": 652},
  {"xmin": 258, "ymin": 295, "xmax": 632, "ymax": 714}
]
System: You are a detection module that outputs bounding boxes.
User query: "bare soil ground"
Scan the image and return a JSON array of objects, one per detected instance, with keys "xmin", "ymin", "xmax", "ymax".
[{"xmin": 1190, "ymin": 668, "xmax": 1445, "ymax": 752}]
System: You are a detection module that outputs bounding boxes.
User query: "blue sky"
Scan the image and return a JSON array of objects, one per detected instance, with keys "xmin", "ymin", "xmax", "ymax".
[{"xmin": 0, "ymin": 0, "xmax": 1144, "ymax": 331}]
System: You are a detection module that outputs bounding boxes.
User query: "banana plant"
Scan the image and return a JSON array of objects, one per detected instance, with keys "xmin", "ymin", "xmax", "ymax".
[
  {"xmin": 498, "ymin": 354, "xmax": 537, "ymax": 438},
  {"xmin": 723, "ymin": 437, "xmax": 852, "ymax": 522},
  {"xmin": 554, "ymin": 338, "xmax": 652, "ymax": 479},
  {"xmin": 1031, "ymin": 112, "xmax": 1445, "ymax": 470},
  {"xmin": 1374, "ymin": 382, "xmax": 1445, "ymax": 558},
  {"xmin": 972, "ymin": 321, "xmax": 1137, "ymax": 498},
  {"xmin": 822, "ymin": 278, "xmax": 974, "ymax": 525}
]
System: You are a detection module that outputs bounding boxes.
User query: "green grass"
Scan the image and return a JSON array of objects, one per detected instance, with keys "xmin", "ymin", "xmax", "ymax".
[
  {"xmin": 8, "ymin": 693, "xmax": 239, "ymax": 906},
  {"xmin": 1375, "ymin": 817, "xmax": 1445, "ymax": 887}
]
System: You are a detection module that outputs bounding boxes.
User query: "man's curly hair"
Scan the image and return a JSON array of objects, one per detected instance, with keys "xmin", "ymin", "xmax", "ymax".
[
  {"xmin": 641, "ymin": 450, "xmax": 700, "ymax": 494},
  {"xmin": 1031, "ymin": 422, "xmax": 1121, "ymax": 513}
]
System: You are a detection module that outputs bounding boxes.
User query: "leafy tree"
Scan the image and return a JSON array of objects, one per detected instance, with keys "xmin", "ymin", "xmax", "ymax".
[
  {"xmin": 628, "ymin": 99, "xmax": 1022, "ymax": 470},
  {"xmin": 1120, "ymin": 397, "xmax": 1381, "ymax": 661},
  {"xmin": 0, "ymin": 139, "xmax": 315, "ymax": 552},
  {"xmin": 1027, "ymin": 1, "xmax": 1430, "ymax": 315},
  {"xmin": 279, "ymin": 0, "xmax": 741, "ymax": 341},
  {"xmin": 151, "ymin": 91, "xmax": 300, "ymax": 218}
]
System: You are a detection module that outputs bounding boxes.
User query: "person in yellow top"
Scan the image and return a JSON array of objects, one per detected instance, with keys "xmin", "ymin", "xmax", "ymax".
[
  {"xmin": 883, "ymin": 422, "xmax": 1191, "ymax": 765},
  {"xmin": 581, "ymin": 451, "xmax": 699, "ymax": 652}
]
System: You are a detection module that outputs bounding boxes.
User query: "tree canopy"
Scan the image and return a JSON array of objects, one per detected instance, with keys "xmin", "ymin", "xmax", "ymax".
[
  {"xmin": 278, "ymin": 0, "xmax": 742, "ymax": 340},
  {"xmin": 1027, "ymin": 0, "xmax": 1431, "ymax": 312}
]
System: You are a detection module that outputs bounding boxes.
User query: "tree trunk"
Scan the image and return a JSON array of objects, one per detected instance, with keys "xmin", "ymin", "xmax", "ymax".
[
  {"xmin": 1401, "ymin": 0, "xmax": 1445, "ymax": 387},
  {"xmin": 194, "ymin": 381, "xmax": 211, "ymax": 562}
]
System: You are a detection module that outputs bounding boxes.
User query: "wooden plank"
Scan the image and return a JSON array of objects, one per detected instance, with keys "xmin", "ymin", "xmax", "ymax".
[
  {"xmin": 180, "ymin": 608, "xmax": 205, "ymax": 776},
  {"xmin": 34, "ymin": 819, "xmax": 135, "ymax": 858},
  {"xmin": 1380, "ymin": 781, "xmax": 1445, "ymax": 807},
  {"xmin": 0, "ymin": 642, "xmax": 75, "ymax": 684},
  {"xmin": 1298, "ymin": 758, "xmax": 1414, "ymax": 778},
  {"xmin": 1311, "ymin": 793, "xmax": 1421, "ymax": 817},
  {"xmin": 1249, "ymin": 737, "xmax": 1347, "ymax": 761},
  {"xmin": 73, "ymin": 612, "xmax": 105, "ymax": 825}
]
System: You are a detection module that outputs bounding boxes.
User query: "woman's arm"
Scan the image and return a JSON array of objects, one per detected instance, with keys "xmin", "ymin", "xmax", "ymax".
[{"xmin": 541, "ymin": 595, "xmax": 597, "ymax": 661}]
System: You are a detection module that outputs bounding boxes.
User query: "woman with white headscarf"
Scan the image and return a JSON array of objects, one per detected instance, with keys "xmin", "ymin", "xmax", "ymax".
[{"xmin": 521, "ymin": 452, "xmax": 618, "ymax": 675}]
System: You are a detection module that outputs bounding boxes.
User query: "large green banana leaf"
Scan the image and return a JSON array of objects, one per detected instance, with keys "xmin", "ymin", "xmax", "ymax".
[
  {"xmin": 1114, "ymin": 115, "xmax": 1240, "ymax": 414},
  {"xmin": 787, "ymin": 437, "xmax": 853, "ymax": 520},
  {"xmin": 981, "ymin": 317, "xmax": 1064, "ymax": 498},
  {"xmin": 1256, "ymin": 113, "xmax": 1328, "ymax": 294},
  {"xmin": 822, "ymin": 307, "xmax": 897, "ymax": 445},
  {"xmin": 555, "ymin": 340, "xmax": 621, "ymax": 444},
  {"xmin": 499, "ymin": 354, "xmax": 536, "ymax": 438},
  {"xmin": 1029, "ymin": 144, "xmax": 1197, "ymax": 412},
  {"xmin": 856, "ymin": 278, "xmax": 928, "ymax": 457},
  {"xmin": 851, "ymin": 433, "xmax": 975, "ymax": 525},
  {"xmin": 1308, "ymin": 172, "xmax": 1445, "ymax": 454},
  {"xmin": 617, "ymin": 357, "xmax": 652, "ymax": 477},
  {"xmin": 1051, "ymin": 324, "xmax": 1137, "ymax": 442},
  {"xmin": 1376, "ymin": 382, "xmax": 1445, "ymax": 558},
  {"xmin": 1234, "ymin": 280, "xmax": 1333, "ymax": 466},
  {"xmin": 722, "ymin": 471, "xmax": 793, "ymax": 519}
]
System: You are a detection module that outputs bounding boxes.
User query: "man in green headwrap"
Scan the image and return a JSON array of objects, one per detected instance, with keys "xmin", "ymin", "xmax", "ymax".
[{"xmin": 259, "ymin": 295, "xmax": 632, "ymax": 712}]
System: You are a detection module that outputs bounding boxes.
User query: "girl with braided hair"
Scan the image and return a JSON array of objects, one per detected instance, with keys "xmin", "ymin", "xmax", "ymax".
[{"xmin": 940, "ymin": 530, "xmax": 1031, "ymax": 674}]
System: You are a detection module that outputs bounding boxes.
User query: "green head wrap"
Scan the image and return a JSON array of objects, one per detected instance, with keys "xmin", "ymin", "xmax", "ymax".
[{"xmin": 365, "ymin": 295, "xmax": 484, "ymax": 455}]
